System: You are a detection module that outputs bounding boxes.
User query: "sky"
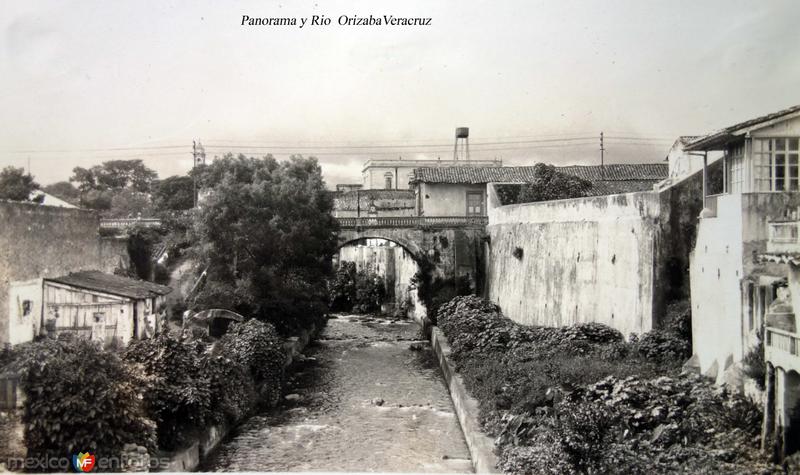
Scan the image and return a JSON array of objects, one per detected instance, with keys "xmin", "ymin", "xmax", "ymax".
[{"xmin": 1, "ymin": 0, "xmax": 799, "ymax": 187}]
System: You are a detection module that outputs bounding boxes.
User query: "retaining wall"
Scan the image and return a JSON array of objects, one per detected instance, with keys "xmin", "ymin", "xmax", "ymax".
[{"xmin": 431, "ymin": 326, "xmax": 499, "ymax": 473}]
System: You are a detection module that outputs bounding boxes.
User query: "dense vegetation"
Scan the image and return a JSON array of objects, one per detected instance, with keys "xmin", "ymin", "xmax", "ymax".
[
  {"xmin": 436, "ymin": 296, "xmax": 773, "ymax": 473},
  {"xmin": 328, "ymin": 261, "xmax": 387, "ymax": 313},
  {"xmin": 3, "ymin": 319, "xmax": 287, "ymax": 458},
  {"xmin": 0, "ymin": 166, "xmax": 41, "ymax": 202},
  {"xmin": 190, "ymin": 154, "xmax": 337, "ymax": 335},
  {"xmin": 495, "ymin": 163, "xmax": 594, "ymax": 205}
]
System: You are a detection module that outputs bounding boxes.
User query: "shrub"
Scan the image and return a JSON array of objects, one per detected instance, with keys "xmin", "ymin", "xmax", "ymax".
[
  {"xmin": 635, "ymin": 329, "xmax": 691, "ymax": 364},
  {"xmin": 13, "ymin": 339, "xmax": 156, "ymax": 461},
  {"xmin": 217, "ymin": 319, "xmax": 285, "ymax": 405},
  {"xmin": 203, "ymin": 355, "xmax": 257, "ymax": 424},
  {"xmin": 124, "ymin": 334, "xmax": 211, "ymax": 450},
  {"xmin": 328, "ymin": 261, "xmax": 357, "ymax": 311},
  {"xmin": 742, "ymin": 327, "xmax": 766, "ymax": 390}
]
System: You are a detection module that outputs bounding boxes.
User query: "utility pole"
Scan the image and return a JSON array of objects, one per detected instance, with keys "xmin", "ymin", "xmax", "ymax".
[
  {"xmin": 600, "ymin": 131, "xmax": 605, "ymax": 179},
  {"xmin": 192, "ymin": 140, "xmax": 206, "ymax": 208}
]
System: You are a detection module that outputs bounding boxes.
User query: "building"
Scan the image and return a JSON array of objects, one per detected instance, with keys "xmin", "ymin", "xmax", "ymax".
[
  {"xmin": 360, "ymin": 158, "xmax": 502, "ymax": 191},
  {"xmin": 686, "ymin": 104, "xmax": 800, "ymax": 387},
  {"xmin": 410, "ymin": 163, "xmax": 669, "ymax": 217},
  {"xmin": 331, "ymin": 189, "xmax": 416, "ymax": 218},
  {"xmin": 39, "ymin": 271, "xmax": 171, "ymax": 346},
  {"xmin": 0, "ymin": 200, "xmax": 129, "ymax": 345},
  {"xmin": 757, "ymin": 214, "xmax": 800, "ymax": 460},
  {"xmin": 29, "ymin": 190, "xmax": 79, "ymax": 208}
]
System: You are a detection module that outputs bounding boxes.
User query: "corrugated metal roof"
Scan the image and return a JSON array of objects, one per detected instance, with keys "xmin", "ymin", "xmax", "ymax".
[
  {"xmin": 411, "ymin": 163, "xmax": 668, "ymax": 185},
  {"xmin": 686, "ymin": 104, "xmax": 800, "ymax": 151},
  {"xmin": 46, "ymin": 270, "xmax": 172, "ymax": 299}
]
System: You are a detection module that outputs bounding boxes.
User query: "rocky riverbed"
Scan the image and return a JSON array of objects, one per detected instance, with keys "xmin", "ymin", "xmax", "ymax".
[{"xmin": 201, "ymin": 314, "xmax": 472, "ymax": 472}]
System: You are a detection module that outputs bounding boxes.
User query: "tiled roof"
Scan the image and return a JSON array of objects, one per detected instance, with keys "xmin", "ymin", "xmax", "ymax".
[
  {"xmin": 411, "ymin": 163, "xmax": 668, "ymax": 185},
  {"xmin": 686, "ymin": 104, "xmax": 800, "ymax": 151},
  {"xmin": 46, "ymin": 270, "xmax": 172, "ymax": 299}
]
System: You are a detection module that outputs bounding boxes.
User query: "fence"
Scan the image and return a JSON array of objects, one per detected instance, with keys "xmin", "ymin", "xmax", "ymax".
[
  {"xmin": 337, "ymin": 216, "xmax": 488, "ymax": 229},
  {"xmin": 99, "ymin": 218, "xmax": 163, "ymax": 230}
]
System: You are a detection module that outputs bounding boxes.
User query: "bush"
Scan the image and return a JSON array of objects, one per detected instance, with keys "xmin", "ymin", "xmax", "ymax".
[
  {"xmin": 124, "ymin": 334, "xmax": 211, "ymax": 450},
  {"xmin": 217, "ymin": 319, "xmax": 285, "ymax": 406},
  {"xmin": 635, "ymin": 329, "xmax": 692, "ymax": 364},
  {"xmin": 327, "ymin": 263, "xmax": 387, "ymax": 314},
  {"xmin": 203, "ymin": 355, "xmax": 256, "ymax": 424},
  {"xmin": 742, "ymin": 327, "xmax": 766, "ymax": 390},
  {"xmin": 328, "ymin": 262, "xmax": 357, "ymax": 311},
  {"xmin": 13, "ymin": 339, "xmax": 156, "ymax": 461},
  {"xmin": 433, "ymin": 295, "xmax": 773, "ymax": 473}
]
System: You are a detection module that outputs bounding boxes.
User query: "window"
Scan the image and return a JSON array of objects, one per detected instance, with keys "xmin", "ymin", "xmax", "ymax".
[
  {"xmin": 384, "ymin": 172, "xmax": 393, "ymax": 189},
  {"xmin": 726, "ymin": 143, "xmax": 745, "ymax": 192},
  {"xmin": 22, "ymin": 300, "xmax": 32, "ymax": 316},
  {"xmin": 466, "ymin": 191, "xmax": 484, "ymax": 216},
  {"xmin": 753, "ymin": 138, "xmax": 800, "ymax": 191}
]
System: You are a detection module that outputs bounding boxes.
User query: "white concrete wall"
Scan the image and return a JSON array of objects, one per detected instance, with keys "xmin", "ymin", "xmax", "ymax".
[
  {"xmin": 690, "ymin": 193, "xmax": 745, "ymax": 378},
  {"xmin": 7, "ymin": 279, "xmax": 43, "ymax": 345},
  {"xmin": 338, "ymin": 242, "xmax": 419, "ymax": 312},
  {"xmin": 691, "ymin": 192, "xmax": 800, "ymax": 382},
  {"xmin": 420, "ymin": 183, "xmax": 486, "ymax": 217},
  {"xmin": 487, "ymin": 192, "xmax": 661, "ymax": 336}
]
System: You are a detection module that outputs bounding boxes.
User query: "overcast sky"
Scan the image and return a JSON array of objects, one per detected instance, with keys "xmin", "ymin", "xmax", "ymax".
[{"xmin": 1, "ymin": 0, "xmax": 799, "ymax": 187}]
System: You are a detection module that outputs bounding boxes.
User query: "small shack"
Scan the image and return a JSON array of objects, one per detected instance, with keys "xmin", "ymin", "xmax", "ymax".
[{"xmin": 43, "ymin": 271, "xmax": 172, "ymax": 346}]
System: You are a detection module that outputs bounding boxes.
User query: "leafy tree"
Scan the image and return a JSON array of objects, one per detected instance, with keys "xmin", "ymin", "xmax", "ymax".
[
  {"xmin": 153, "ymin": 175, "xmax": 194, "ymax": 211},
  {"xmin": 71, "ymin": 160, "xmax": 157, "ymax": 193},
  {"xmin": 192, "ymin": 154, "xmax": 338, "ymax": 334},
  {"xmin": 108, "ymin": 189, "xmax": 154, "ymax": 218},
  {"xmin": 70, "ymin": 160, "xmax": 158, "ymax": 213},
  {"xmin": 0, "ymin": 166, "xmax": 40, "ymax": 201},
  {"xmin": 43, "ymin": 181, "xmax": 80, "ymax": 204},
  {"xmin": 516, "ymin": 163, "xmax": 594, "ymax": 203}
]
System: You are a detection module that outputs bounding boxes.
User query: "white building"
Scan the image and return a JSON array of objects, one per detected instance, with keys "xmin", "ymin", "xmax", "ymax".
[{"xmin": 687, "ymin": 104, "xmax": 800, "ymax": 392}]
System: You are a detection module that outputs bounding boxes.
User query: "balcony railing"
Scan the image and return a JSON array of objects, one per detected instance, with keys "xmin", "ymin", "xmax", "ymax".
[
  {"xmin": 337, "ymin": 216, "xmax": 488, "ymax": 229},
  {"xmin": 767, "ymin": 220, "xmax": 800, "ymax": 254},
  {"xmin": 765, "ymin": 327, "xmax": 800, "ymax": 370},
  {"xmin": 99, "ymin": 218, "xmax": 163, "ymax": 230}
]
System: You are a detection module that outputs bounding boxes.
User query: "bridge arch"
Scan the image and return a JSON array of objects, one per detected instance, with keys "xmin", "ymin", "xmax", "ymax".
[{"xmin": 336, "ymin": 229, "xmax": 426, "ymax": 263}]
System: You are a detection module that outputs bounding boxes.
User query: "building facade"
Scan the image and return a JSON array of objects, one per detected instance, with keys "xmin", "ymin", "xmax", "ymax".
[
  {"xmin": 686, "ymin": 105, "xmax": 800, "ymax": 387},
  {"xmin": 361, "ymin": 158, "xmax": 501, "ymax": 191},
  {"xmin": 410, "ymin": 163, "xmax": 668, "ymax": 217}
]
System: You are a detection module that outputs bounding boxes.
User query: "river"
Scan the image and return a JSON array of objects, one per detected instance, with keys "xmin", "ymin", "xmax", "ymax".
[{"xmin": 201, "ymin": 314, "xmax": 473, "ymax": 472}]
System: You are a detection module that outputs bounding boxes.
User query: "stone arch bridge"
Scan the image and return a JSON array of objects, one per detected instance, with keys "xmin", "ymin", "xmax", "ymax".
[{"xmin": 336, "ymin": 216, "xmax": 489, "ymax": 292}]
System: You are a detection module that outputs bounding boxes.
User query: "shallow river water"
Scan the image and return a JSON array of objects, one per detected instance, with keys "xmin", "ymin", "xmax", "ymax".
[{"xmin": 201, "ymin": 314, "xmax": 473, "ymax": 472}]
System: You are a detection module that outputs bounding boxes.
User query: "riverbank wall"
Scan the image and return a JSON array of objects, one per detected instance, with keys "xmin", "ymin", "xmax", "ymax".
[
  {"xmin": 430, "ymin": 326, "xmax": 499, "ymax": 473},
  {"xmin": 156, "ymin": 324, "xmax": 318, "ymax": 472}
]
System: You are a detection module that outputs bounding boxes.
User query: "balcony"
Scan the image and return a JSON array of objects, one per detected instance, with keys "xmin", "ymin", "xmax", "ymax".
[
  {"xmin": 767, "ymin": 220, "xmax": 800, "ymax": 254},
  {"xmin": 766, "ymin": 327, "xmax": 800, "ymax": 372},
  {"xmin": 336, "ymin": 216, "xmax": 488, "ymax": 229}
]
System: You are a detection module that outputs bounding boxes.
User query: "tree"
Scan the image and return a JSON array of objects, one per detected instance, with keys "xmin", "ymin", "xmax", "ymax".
[
  {"xmin": 0, "ymin": 166, "xmax": 40, "ymax": 201},
  {"xmin": 516, "ymin": 163, "xmax": 594, "ymax": 203},
  {"xmin": 192, "ymin": 154, "xmax": 338, "ymax": 334},
  {"xmin": 70, "ymin": 160, "xmax": 158, "ymax": 193},
  {"xmin": 43, "ymin": 181, "xmax": 80, "ymax": 204},
  {"xmin": 70, "ymin": 160, "xmax": 158, "ymax": 213},
  {"xmin": 152, "ymin": 175, "xmax": 194, "ymax": 211}
]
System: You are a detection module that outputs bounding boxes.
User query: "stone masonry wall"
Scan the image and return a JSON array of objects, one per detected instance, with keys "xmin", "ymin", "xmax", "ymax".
[{"xmin": 0, "ymin": 201, "xmax": 125, "ymax": 344}]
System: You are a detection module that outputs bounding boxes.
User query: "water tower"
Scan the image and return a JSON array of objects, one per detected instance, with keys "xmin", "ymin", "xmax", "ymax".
[{"xmin": 453, "ymin": 127, "xmax": 470, "ymax": 161}]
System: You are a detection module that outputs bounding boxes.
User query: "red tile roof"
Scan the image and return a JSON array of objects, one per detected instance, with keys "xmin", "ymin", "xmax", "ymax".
[
  {"xmin": 411, "ymin": 163, "xmax": 668, "ymax": 185},
  {"xmin": 46, "ymin": 271, "xmax": 172, "ymax": 299}
]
